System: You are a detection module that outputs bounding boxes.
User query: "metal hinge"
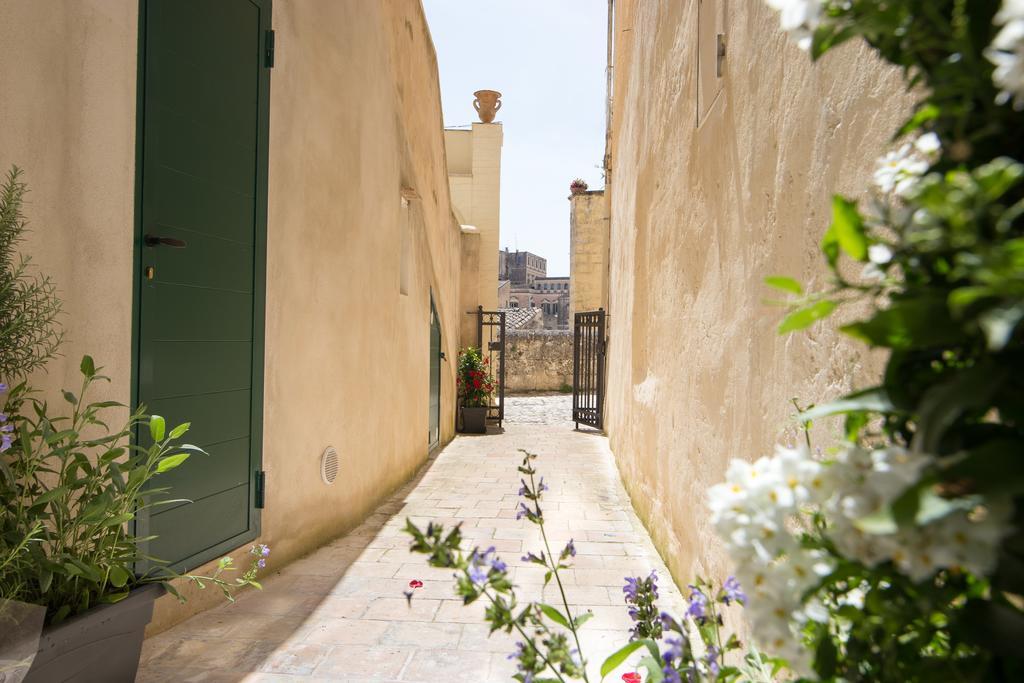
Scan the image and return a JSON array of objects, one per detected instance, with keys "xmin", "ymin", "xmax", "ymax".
[
  {"xmin": 255, "ymin": 470, "xmax": 266, "ymax": 508},
  {"xmin": 265, "ymin": 30, "xmax": 275, "ymax": 68}
]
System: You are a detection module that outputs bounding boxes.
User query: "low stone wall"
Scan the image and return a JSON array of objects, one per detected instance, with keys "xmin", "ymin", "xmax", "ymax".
[{"xmin": 504, "ymin": 329, "xmax": 573, "ymax": 392}]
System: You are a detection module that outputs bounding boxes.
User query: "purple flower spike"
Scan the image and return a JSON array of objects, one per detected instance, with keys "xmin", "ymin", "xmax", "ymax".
[
  {"xmin": 686, "ymin": 584, "xmax": 707, "ymax": 621},
  {"xmin": 722, "ymin": 575, "xmax": 745, "ymax": 605}
]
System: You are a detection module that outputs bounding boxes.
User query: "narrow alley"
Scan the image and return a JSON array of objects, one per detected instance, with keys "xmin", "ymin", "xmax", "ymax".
[{"xmin": 136, "ymin": 396, "xmax": 685, "ymax": 682}]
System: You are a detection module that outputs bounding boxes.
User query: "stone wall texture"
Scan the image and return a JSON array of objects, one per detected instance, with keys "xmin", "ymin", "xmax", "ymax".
[
  {"xmin": 0, "ymin": 0, "xmax": 464, "ymax": 633},
  {"xmin": 605, "ymin": 1, "xmax": 915, "ymax": 591},
  {"xmin": 505, "ymin": 330, "xmax": 573, "ymax": 393},
  {"xmin": 570, "ymin": 190, "xmax": 610, "ymax": 316}
]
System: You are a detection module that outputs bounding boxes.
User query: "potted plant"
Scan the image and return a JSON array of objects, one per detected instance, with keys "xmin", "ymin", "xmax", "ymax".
[
  {"xmin": 569, "ymin": 178, "xmax": 588, "ymax": 195},
  {"xmin": 456, "ymin": 347, "xmax": 494, "ymax": 434},
  {"xmin": 0, "ymin": 168, "xmax": 266, "ymax": 682}
]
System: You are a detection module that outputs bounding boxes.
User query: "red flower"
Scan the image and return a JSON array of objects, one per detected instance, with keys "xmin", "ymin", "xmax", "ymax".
[
  {"xmin": 409, "ymin": 579, "xmax": 424, "ymax": 589},
  {"xmin": 473, "ymin": 378, "xmax": 481, "ymax": 388},
  {"xmin": 622, "ymin": 674, "xmax": 642, "ymax": 683}
]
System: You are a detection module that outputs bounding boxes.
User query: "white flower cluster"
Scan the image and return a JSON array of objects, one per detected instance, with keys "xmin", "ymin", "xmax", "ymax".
[
  {"xmin": 763, "ymin": 0, "xmax": 826, "ymax": 51},
  {"xmin": 708, "ymin": 441, "xmax": 1013, "ymax": 668},
  {"xmin": 986, "ymin": 0, "xmax": 1024, "ymax": 110},
  {"xmin": 872, "ymin": 132, "xmax": 941, "ymax": 197}
]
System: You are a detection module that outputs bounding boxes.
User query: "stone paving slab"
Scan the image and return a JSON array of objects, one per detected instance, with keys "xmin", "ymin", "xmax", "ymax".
[{"xmin": 137, "ymin": 396, "xmax": 684, "ymax": 682}]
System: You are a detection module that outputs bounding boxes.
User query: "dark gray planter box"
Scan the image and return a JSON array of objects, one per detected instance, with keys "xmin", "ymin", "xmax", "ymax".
[
  {"xmin": 25, "ymin": 583, "xmax": 164, "ymax": 683},
  {"xmin": 460, "ymin": 406, "xmax": 488, "ymax": 434}
]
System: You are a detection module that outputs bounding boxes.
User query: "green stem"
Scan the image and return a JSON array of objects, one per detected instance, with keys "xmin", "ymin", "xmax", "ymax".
[
  {"xmin": 478, "ymin": 578, "xmax": 569, "ymax": 683},
  {"xmin": 528, "ymin": 466, "xmax": 590, "ymax": 683}
]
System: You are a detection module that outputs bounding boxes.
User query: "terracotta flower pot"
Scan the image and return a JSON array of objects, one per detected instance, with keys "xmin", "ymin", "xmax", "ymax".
[{"xmin": 473, "ymin": 90, "xmax": 502, "ymax": 123}]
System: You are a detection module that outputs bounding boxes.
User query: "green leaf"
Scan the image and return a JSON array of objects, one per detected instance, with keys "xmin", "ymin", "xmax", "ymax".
[
  {"xmin": 943, "ymin": 439, "xmax": 1024, "ymax": 496},
  {"xmin": 831, "ymin": 196, "xmax": 867, "ymax": 261},
  {"xmin": 149, "ymin": 415, "xmax": 166, "ymax": 442},
  {"xmin": 101, "ymin": 591, "xmax": 130, "ymax": 604},
  {"xmin": 778, "ymin": 300, "xmax": 836, "ymax": 334},
  {"xmin": 764, "ymin": 276, "xmax": 803, "ymax": 295},
  {"xmin": 841, "ymin": 297, "xmax": 961, "ymax": 350},
  {"xmin": 821, "ymin": 224, "xmax": 840, "ymax": 267},
  {"xmin": 814, "ymin": 634, "xmax": 838, "ymax": 678},
  {"xmin": 798, "ymin": 388, "xmax": 896, "ymax": 422},
  {"xmin": 538, "ymin": 603, "xmax": 571, "ymax": 629},
  {"xmin": 169, "ymin": 422, "xmax": 191, "ymax": 440},
  {"xmin": 109, "ymin": 565, "xmax": 130, "ymax": 588},
  {"xmin": 913, "ymin": 364, "xmax": 1004, "ymax": 453},
  {"xmin": 573, "ymin": 611, "xmax": 594, "ymax": 629},
  {"xmin": 62, "ymin": 390, "xmax": 77, "ymax": 405},
  {"xmin": 80, "ymin": 355, "xmax": 96, "ymax": 378},
  {"xmin": 896, "ymin": 103, "xmax": 940, "ymax": 138},
  {"xmin": 601, "ymin": 640, "xmax": 647, "ymax": 679},
  {"xmin": 156, "ymin": 452, "xmax": 190, "ymax": 474}
]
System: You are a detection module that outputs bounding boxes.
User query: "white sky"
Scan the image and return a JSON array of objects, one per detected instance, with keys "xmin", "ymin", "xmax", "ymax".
[{"xmin": 422, "ymin": 0, "xmax": 609, "ymax": 277}]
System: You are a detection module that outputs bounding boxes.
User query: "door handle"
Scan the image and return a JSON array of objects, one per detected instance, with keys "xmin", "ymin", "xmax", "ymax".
[{"xmin": 145, "ymin": 234, "xmax": 187, "ymax": 248}]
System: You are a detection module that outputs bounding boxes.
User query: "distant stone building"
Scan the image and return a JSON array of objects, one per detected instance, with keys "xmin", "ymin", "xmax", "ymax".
[
  {"xmin": 504, "ymin": 271, "xmax": 569, "ymax": 330},
  {"xmin": 500, "ymin": 248, "xmax": 547, "ymax": 287}
]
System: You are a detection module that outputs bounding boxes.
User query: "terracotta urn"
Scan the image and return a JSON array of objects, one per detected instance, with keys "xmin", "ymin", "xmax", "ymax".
[{"xmin": 473, "ymin": 90, "xmax": 502, "ymax": 123}]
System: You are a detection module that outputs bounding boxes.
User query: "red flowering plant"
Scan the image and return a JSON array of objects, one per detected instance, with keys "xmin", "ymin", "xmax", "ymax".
[{"xmin": 456, "ymin": 346, "xmax": 495, "ymax": 408}]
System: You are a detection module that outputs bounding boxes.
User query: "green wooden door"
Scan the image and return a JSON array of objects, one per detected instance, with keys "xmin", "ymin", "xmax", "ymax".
[
  {"xmin": 429, "ymin": 299, "xmax": 441, "ymax": 448},
  {"xmin": 135, "ymin": 0, "xmax": 271, "ymax": 571}
]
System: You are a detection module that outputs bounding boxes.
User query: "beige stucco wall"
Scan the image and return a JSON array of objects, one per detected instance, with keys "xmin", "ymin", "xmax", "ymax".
[
  {"xmin": 569, "ymin": 190, "xmax": 610, "ymax": 316},
  {"xmin": 1, "ymin": 0, "xmax": 463, "ymax": 633},
  {"xmin": 505, "ymin": 330, "xmax": 573, "ymax": 393},
  {"xmin": 0, "ymin": 0, "xmax": 138, "ymax": 410},
  {"xmin": 459, "ymin": 226, "xmax": 482, "ymax": 348},
  {"xmin": 606, "ymin": 1, "xmax": 913, "ymax": 590},
  {"xmin": 444, "ymin": 124, "xmax": 502, "ymax": 311}
]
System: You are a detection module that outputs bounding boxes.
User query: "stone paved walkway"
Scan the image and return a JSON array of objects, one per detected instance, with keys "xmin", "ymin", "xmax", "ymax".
[{"xmin": 137, "ymin": 396, "xmax": 683, "ymax": 682}]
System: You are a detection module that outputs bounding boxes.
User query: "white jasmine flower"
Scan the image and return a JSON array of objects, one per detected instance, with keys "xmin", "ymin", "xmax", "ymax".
[
  {"xmin": 913, "ymin": 132, "xmax": 942, "ymax": 155},
  {"xmin": 764, "ymin": 0, "xmax": 826, "ymax": 51},
  {"xmin": 873, "ymin": 143, "xmax": 930, "ymax": 196},
  {"xmin": 868, "ymin": 244, "xmax": 893, "ymax": 265},
  {"xmin": 986, "ymin": 0, "xmax": 1024, "ymax": 109}
]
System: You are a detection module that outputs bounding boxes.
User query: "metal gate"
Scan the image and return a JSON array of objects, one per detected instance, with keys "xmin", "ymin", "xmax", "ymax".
[
  {"xmin": 573, "ymin": 308, "xmax": 606, "ymax": 430},
  {"xmin": 476, "ymin": 306, "xmax": 507, "ymax": 428}
]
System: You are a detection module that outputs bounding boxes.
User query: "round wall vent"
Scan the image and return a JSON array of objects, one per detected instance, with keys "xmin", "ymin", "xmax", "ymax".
[{"xmin": 320, "ymin": 446, "xmax": 339, "ymax": 485}]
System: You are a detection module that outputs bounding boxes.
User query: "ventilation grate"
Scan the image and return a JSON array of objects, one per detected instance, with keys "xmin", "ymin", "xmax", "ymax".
[{"xmin": 320, "ymin": 446, "xmax": 339, "ymax": 485}]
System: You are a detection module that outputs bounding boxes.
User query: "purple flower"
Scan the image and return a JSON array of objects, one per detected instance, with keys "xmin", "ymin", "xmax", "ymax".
[
  {"xmin": 622, "ymin": 576, "xmax": 640, "ymax": 601},
  {"xmin": 0, "ymin": 434, "xmax": 12, "ymax": 453},
  {"xmin": 0, "ymin": 383, "xmax": 7, "ymax": 393},
  {"xmin": 508, "ymin": 642, "xmax": 527, "ymax": 660},
  {"xmin": 518, "ymin": 480, "xmax": 528, "ymax": 496},
  {"xmin": 662, "ymin": 636, "xmax": 684, "ymax": 664},
  {"xmin": 562, "ymin": 539, "xmax": 576, "ymax": 558},
  {"xmin": 706, "ymin": 645, "xmax": 721, "ymax": 676},
  {"xmin": 257, "ymin": 558, "xmax": 266, "ymax": 569},
  {"xmin": 261, "ymin": 544, "xmax": 271, "ymax": 557},
  {"xmin": 648, "ymin": 570, "xmax": 659, "ymax": 598},
  {"xmin": 722, "ymin": 575, "xmax": 745, "ymax": 605},
  {"xmin": 659, "ymin": 611, "xmax": 679, "ymax": 632},
  {"xmin": 515, "ymin": 502, "xmax": 532, "ymax": 520},
  {"xmin": 468, "ymin": 564, "xmax": 488, "ymax": 585},
  {"xmin": 0, "ymin": 413, "xmax": 7, "ymax": 421},
  {"xmin": 662, "ymin": 664, "xmax": 682, "ymax": 683},
  {"xmin": 686, "ymin": 585, "xmax": 707, "ymax": 621},
  {"xmin": 490, "ymin": 557, "xmax": 507, "ymax": 573},
  {"xmin": 522, "ymin": 551, "xmax": 543, "ymax": 564},
  {"xmin": 538, "ymin": 477, "xmax": 549, "ymax": 493},
  {"xmin": 0, "ymin": 424, "xmax": 12, "ymax": 433},
  {"xmin": 627, "ymin": 606, "xmax": 639, "ymax": 621}
]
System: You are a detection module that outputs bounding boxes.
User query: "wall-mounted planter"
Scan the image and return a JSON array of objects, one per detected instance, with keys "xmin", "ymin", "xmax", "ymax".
[
  {"xmin": 459, "ymin": 406, "xmax": 488, "ymax": 434},
  {"xmin": 25, "ymin": 583, "xmax": 164, "ymax": 683}
]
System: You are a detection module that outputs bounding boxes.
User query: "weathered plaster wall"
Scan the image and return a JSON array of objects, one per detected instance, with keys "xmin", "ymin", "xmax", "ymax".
[
  {"xmin": 570, "ymin": 190, "xmax": 610, "ymax": 316},
  {"xmin": 444, "ymin": 124, "xmax": 503, "ymax": 311},
  {"xmin": 1, "ymin": 0, "xmax": 463, "ymax": 633},
  {"xmin": 0, "ymin": 0, "xmax": 138, "ymax": 410},
  {"xmin": 606, "ymin": 1, "xmax": 913, "ymax": 590},
  {"xmin": 459, "ymin": 226, "xmax": 481, "ymax": 348},
  {"xmin": 505, "ymin": 330, "xmax": 573, "ymax": 393}
]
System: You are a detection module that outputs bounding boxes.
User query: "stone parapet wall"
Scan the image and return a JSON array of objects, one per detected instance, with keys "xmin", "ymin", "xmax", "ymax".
[{"xmin": 504, "ymin": 330, "xmax": 573, "ymax": 392}]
